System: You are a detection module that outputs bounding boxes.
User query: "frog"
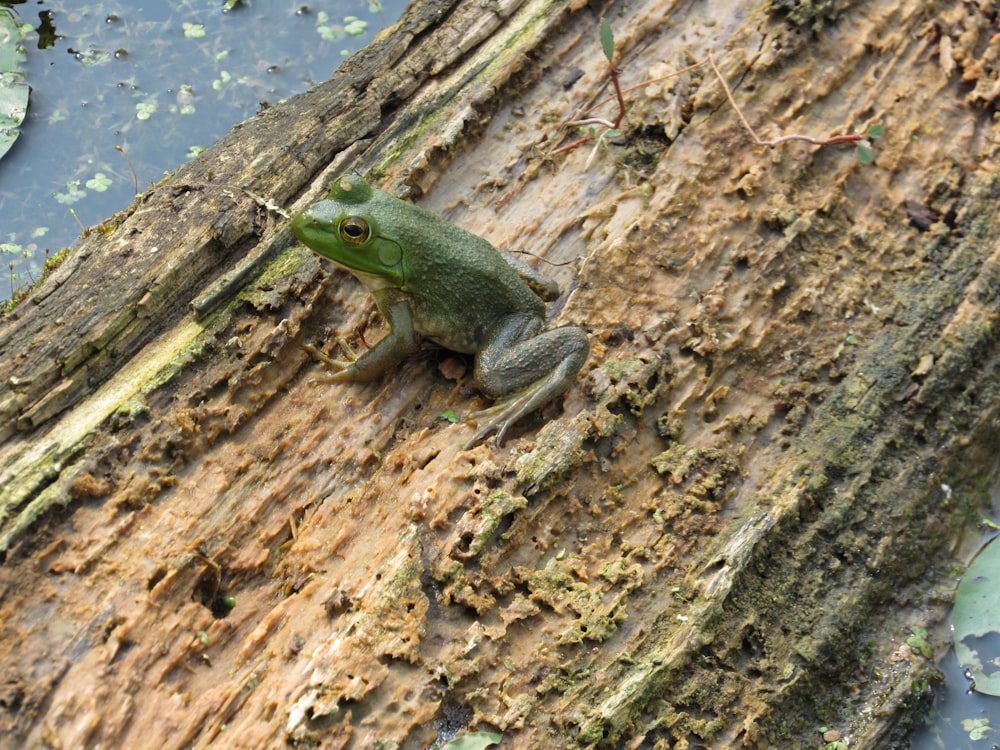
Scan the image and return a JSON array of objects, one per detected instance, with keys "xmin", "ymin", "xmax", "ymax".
[{"xmin": 291, "ymin": 174, "xmax": 589, "ymax": 447}]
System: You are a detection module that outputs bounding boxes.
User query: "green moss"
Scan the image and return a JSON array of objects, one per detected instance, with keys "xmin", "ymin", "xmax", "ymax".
[
  {"xmin": 239, "ymin": 246, "xmax": 314, "ymax": 310},
  {"xmin": 513, "ymin": 419, "xmax": 588, "ymax": 491},
  {"xmin": 650, "ymin": 444, "xmax": 739, "ymax": 498},
  {"xmin": 468, "ymin": 490, "xmax": 527, "ymax": 558},
  {"xmin": 521, "ymin": 557, "xmax": 628, "ymax": 645},
  {"xmin": 2, "ymin": 246, "xmax": 72, "ymax": 317},
  {"xmin": 600, "ymin": 355, "xmax": 673, "ymax": 416}
]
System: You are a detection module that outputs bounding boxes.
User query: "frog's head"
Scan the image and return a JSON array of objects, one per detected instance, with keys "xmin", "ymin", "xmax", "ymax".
[{"xmin": 292, "ymin": 175, "xmax": 404, "ymax": 287}]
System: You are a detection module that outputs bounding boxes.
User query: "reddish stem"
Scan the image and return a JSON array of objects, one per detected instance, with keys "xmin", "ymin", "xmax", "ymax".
[
  {"xmin": 551, "ymin": 135, "xmax": 597, "ymax": 155},
  {"xmin": 608, "ymin": 65, "xmax": 626, "ymax": 129},
  {"xmin": 707, "ymin": 53, "xmax": 866, "ymax": 149}
]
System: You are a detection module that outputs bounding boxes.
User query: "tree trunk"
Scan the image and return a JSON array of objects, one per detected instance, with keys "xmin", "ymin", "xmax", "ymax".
[{"xmin": 1, "ymin": 0, "xmax": 997, "ymax": 747}]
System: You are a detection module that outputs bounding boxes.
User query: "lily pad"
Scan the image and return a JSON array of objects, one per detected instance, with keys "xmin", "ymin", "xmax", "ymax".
[
  {"xmin": 953, "ymin": 534, "xmax": 1000, "ymax": 696},
  {"xmin": 0, "ymin": 7, "xmax": 29, "ymax": 162}
]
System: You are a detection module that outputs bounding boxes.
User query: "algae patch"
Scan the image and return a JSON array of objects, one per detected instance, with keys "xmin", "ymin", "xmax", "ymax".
[{"xmin": 0, "ymin": 318, "xmax": 207, "ymax": 552}]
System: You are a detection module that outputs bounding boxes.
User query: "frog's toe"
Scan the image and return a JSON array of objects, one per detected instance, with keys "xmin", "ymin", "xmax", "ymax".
[
  {"xmin": 463, "ymin": 391, "xmax": 539, "ymax": 449},
  {"xmin": 304, "ymin": 338, "xmax": 361, "ymax": 368},
  {"xmin": 464, "ymin": 423, "xmax": 496, "ymax": 450},
  {"xmin": 464, "ymin": 416, "xmax": 514, "ymax": 450},
  {"xmin": 463, "ymin": 404, "xmax": 504, "ymax": 449}
]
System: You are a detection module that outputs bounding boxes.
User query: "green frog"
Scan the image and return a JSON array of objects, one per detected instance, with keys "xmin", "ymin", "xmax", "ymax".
[{"xmin": 291, "ymin": 175, "xmax": 589, "ymax": 447}]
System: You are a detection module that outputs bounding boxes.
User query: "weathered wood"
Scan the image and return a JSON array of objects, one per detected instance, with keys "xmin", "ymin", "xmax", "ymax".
[{"xmin": 1, "ymin": 0, "xmax": 998, "ymax": 747}]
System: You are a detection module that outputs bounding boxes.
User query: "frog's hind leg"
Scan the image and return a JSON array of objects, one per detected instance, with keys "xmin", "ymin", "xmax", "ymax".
[{"xmin": 468, "ymin": 313, "xmax": 589, "ymax": 447}]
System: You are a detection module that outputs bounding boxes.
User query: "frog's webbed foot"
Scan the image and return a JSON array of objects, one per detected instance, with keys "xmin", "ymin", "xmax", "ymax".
[
  {"xmin": 464, "ymin": 352, "xmax": 587, "ymax": 449},
  {"xmin": 303, "ymin": 338, "xmax": 359, "ymax": 382},
  {"xmin": 463, "ymin": 395, "xmax": 528, "ymax": 449},
  {"xmin": 465, "ymin": 319, "xmax": 589, "ymax": 449}
]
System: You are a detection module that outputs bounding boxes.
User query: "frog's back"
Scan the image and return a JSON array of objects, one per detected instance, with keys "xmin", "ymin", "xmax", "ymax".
[{"xmin": 387, "ymin": 201, "xmax": 545, "ymax": 352}]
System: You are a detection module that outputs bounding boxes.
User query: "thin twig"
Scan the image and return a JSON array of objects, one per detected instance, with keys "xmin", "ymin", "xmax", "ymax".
[
  {"xmin": 566, "ymin": 116, "xmax": 617, "ymax": 129},
  {"xmin": 22, "ymin": 251, "xmax": 34, "ymax": 284},
  {"xmin": 570, "ymin": 59, "xmax": 707, "ymax": 127},
  {"xmin": 559, "ymin": 57, "xmax": 629, "ymax": 153},
  {"xmin": 68, "ymin": 208, "xmax": 85, "ymax": 232},
  {"xmin": 707, "ymin": 53, "xmax": 762, "ymax": 143},
  {"xmin": 551, "ymin": 135, "xmax": 596, "ymax": 156},
  {"xmin": 557, "ymin": 43, "xmax": 870, "ymax": 159},
  {"xmin": 707, "ymin": 52, "xmax": 865, "ymax": 148},
  {"xmin": 115, "ymin": 145, "xmax": 140, "ymax": 195},
  {"xmin": 618, "ymin": 58, "xmax": 707, "ymax": 98}
]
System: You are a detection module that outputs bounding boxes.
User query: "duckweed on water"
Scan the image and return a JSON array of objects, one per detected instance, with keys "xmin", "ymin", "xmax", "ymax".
[{"xmin": 0, "ymin": 0, "xmax": 403, "ymax": 306}]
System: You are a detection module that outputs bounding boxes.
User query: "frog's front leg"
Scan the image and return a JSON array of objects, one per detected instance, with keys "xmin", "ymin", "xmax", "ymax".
[
  {"xmin": 468, "ymin": 313, "xmax": 589, "ymax": 446},
  {"xmin": 312, "ymin": 299, "xmax": 419, "ymax": 382}
]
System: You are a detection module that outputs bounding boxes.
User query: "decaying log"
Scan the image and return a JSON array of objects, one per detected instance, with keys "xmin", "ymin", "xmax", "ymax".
[{"xmin": 2, "ymin": 0, "xmax": 999, "ymax": 747}]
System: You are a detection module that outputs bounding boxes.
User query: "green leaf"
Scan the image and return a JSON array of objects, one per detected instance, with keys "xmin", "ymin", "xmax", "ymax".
[
  {"xmin": 953, "ymin": 535, "xmax": 1000, "ymax": 696},
  {"xmin": 54, "ymin": 180, "xmax": 86, "ymax": 205},
  {"xmin": 866, "ymin": 124, "xmax": 885, "ymax": 139},
  {"xmin": 962, "ymin": 717, "xmax": 991, "ymax": 741},
  {"xmin": 855, "ymin": 140, "xmax": 874, "ymax": 165},
  {"xmin": 86, "ymin": 173, "xmax": 112, "ymax": 192},
  {"xmin": 0, "ymin": 8, "xmax": 26, "ymax": 71},
  {"xmin": 183, "ymin": 22, "xmax": 207, "ymax": 39},
  {"xmin": 344, "ymin": 17, "xmax": 368, "ymax": 36},
  {"xmin": 905, "ymin": 634, "xmax": 932, "ymax": 659},
  {"xmin": 136, "ymin": 99, "xmax": 158, "ymax": 120},
  {"xmin": 599, "ymin": 17, "xmax": 614, "ymax": 64},
  {"xmin": 0, "ymin": 7, "xmax": 29, "ymax": 162},
  {"xmin": 438, "ymin": 732, "xmax": 503, "ymax": 750}
]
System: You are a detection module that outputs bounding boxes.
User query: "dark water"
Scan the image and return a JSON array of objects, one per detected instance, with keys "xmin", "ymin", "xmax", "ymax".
[
  {"xmin": 0, "ymin": 0, "xmax": 405, "ymax": 302},
  {"xmin": 908, "ymin": 486, "xmax": 1000, "ymax": 750},
  {"xmin": 908, "ymin": 644, "xmax": 1000, "ymax": 750}
]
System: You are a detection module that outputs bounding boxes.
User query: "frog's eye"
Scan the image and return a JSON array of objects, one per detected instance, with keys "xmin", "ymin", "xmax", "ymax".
[{"xmin": 339, "ymin": 217, "xmax": 371, "ymax": 245}]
